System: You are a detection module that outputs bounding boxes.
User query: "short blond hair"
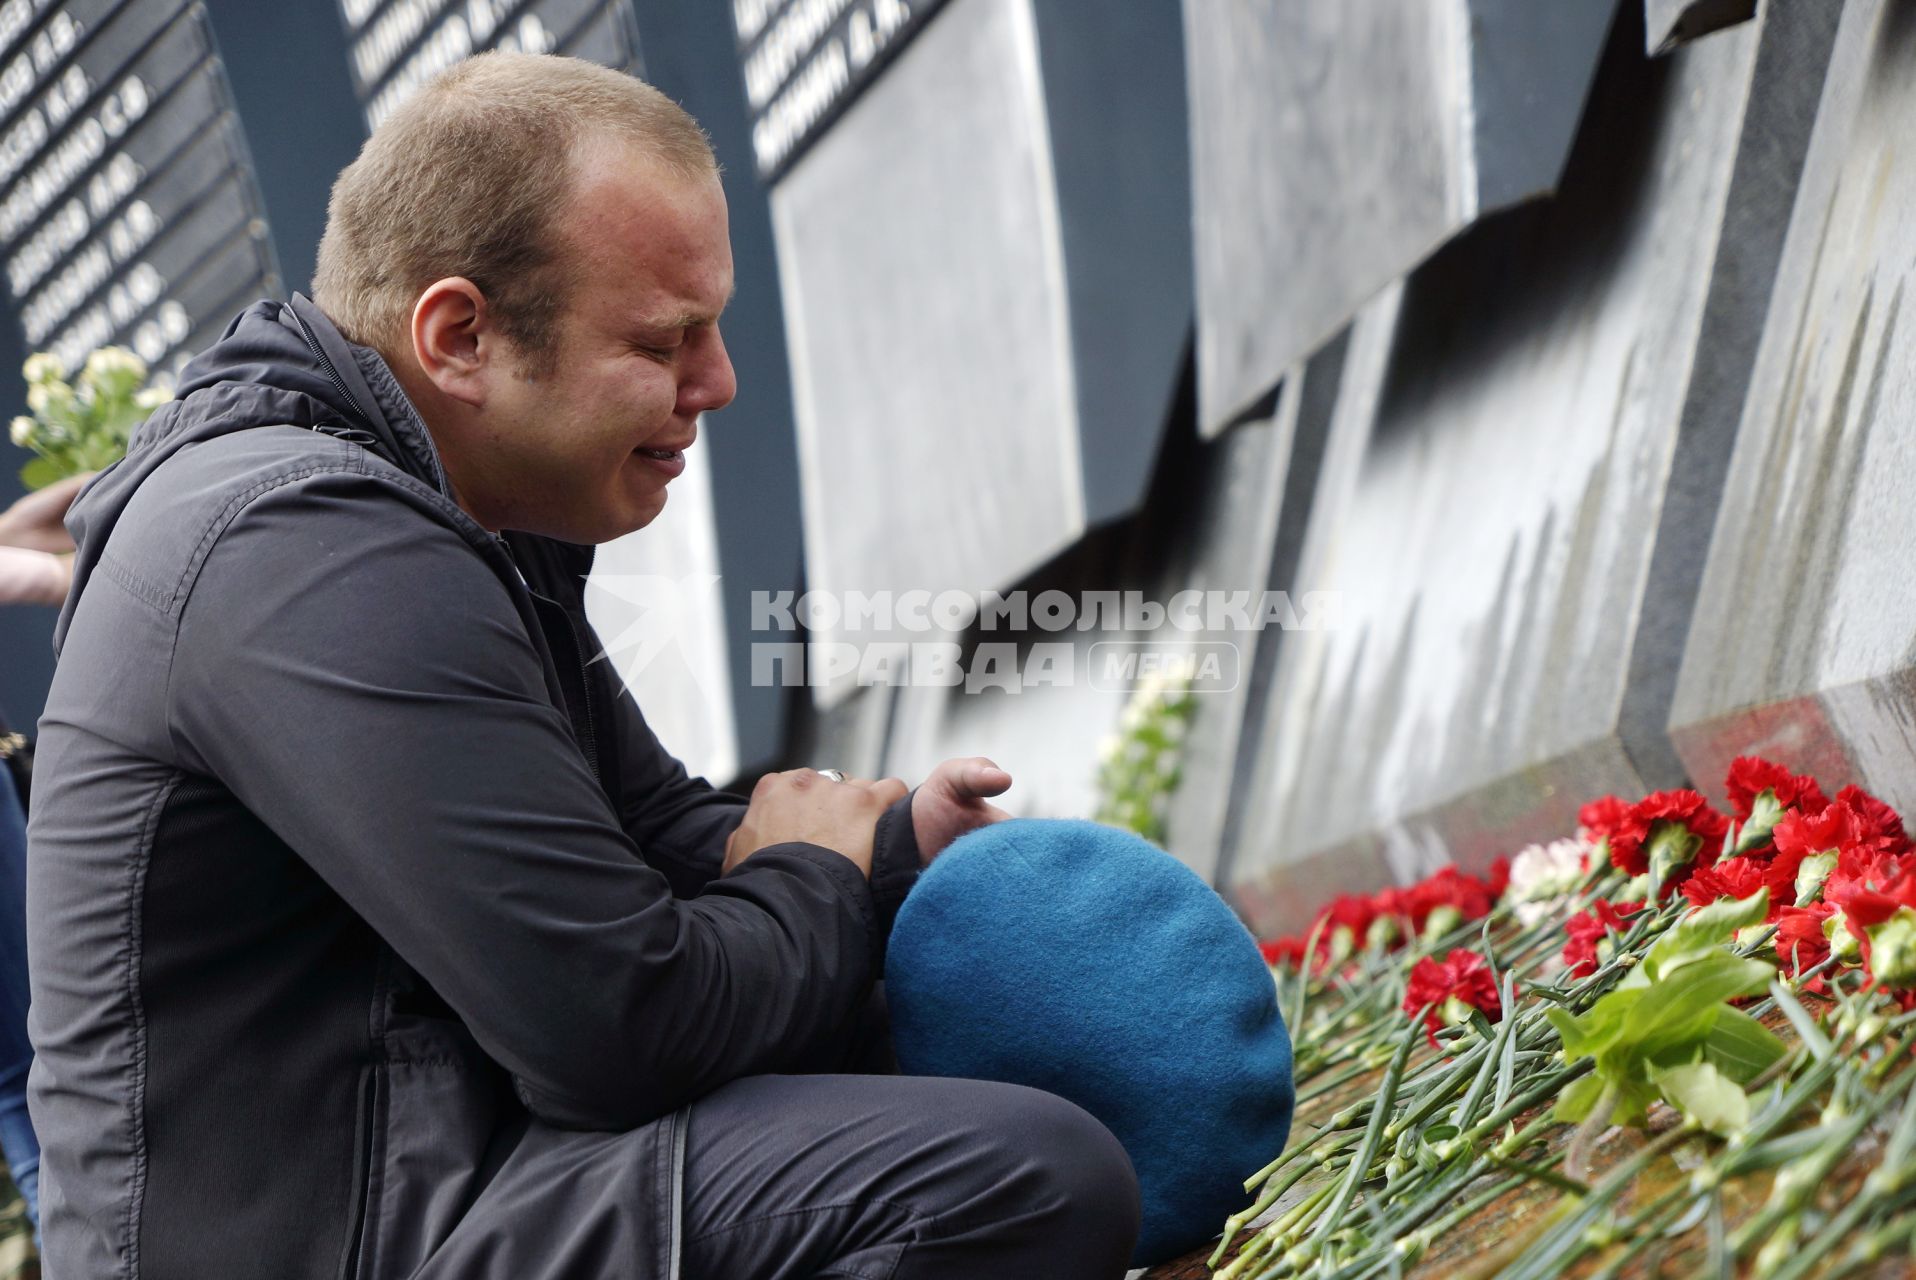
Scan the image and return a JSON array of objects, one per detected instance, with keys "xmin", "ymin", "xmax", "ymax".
[{"xmin": 313, "ymin": 52, "xmax": 715, "ymax": 366}]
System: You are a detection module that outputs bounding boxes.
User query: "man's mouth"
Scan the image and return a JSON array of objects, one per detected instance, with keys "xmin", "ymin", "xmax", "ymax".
[{"xmin": 636, "ymin": 443, "xmax": 689, "ymax": 479}]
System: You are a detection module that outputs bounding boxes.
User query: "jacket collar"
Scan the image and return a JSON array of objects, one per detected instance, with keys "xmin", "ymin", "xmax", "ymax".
[{"xmin": 280, "ymin": 293, "xmax": 453, "ymax": 501}]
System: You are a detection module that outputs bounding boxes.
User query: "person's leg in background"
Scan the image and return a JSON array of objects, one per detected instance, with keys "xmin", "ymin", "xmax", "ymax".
[
  {"xmin": 0, "ymin": 761, "xmax": 37, "ymax": 1230},
  {"xmin": 679, "ymin": 1073, "xmax": 1141, "ymax": 1280}
]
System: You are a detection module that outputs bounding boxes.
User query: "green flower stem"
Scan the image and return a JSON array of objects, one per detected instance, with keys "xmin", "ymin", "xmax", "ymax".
[
  {"xmin": 1458, "ymin": 1062, "xmax": 1592, "ymax": 1152},
  {"xmin": 1825, "ymin": 1199, "xmax": 1916, "ymax": 1280},
  {"xmin": 1302, "ymin": 1015, "xmax": 1421, "ymax": 1260},
  {"xmin": 1227, "ymin": 1179, "xmax": 1338, "ymax": 1276},
  {"xmin": 1493, "ymin": 1125, "xmax": 1692, "ymax": 1280},
  {"xmin": 1727, "ymin": 1108, "xmax": 1870, "ymax": 1258},
  {"xmin": 1757, "ymin": 1058, "xmax": 1916, "ymax": 1279},
  {"xmin": 1241, "ymin": 1126, "xmax": 1358, "ymax": 1195},
  {"xmin": 1449, "ymin": 985, "xmax": 1521, "ymax": 1133},
  {"xmin": 1760, "ymin": 1173, "xmax": 1905, "ymax": 1280},
  {"xmin": 1217, "ymin": 1133, "xmax": 1359, "ymax": 1264},
  {"xmin": 1383, "ymin": 1042, "xmax": 1493, "ymax": 1140},
  {"xmin": 1583, "ymin": 1177, "xmax": 1697, "ymax": 1280},
  {"xmin": 1288, "ymin": 916, "xmax": 1332, "ymax": 1035},
  {"xmin": 1294, "ymin": 1058, "xmax": 1381, "ymax": 1107},
  {"xmin": 1482, "ymin": 1151, "xmax": 1588, "ymax": 1197}
]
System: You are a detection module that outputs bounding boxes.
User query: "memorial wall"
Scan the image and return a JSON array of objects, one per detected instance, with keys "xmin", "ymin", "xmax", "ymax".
[
  {"xmin": 1223, "ymin": 1, "xmax": 1848, "ymax": 933},
  {"xmin": 3, "ymin": 0, "xmax": 1916, "ymax": 932},
  {"xmin": 1669, "ymin": 0, "xmax": 1916, "ymax": 817}
]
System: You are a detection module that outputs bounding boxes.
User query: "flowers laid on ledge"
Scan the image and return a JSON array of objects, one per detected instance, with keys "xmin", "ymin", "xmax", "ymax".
[{"xmin": 1219, "ymin": 756, "xmax": 1916, "ymax": 1280}]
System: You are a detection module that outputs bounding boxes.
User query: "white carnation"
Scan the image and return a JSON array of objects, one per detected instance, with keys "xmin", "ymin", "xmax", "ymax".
[
  {"xmin": 7, "ymin": 415, "xmax": 33, "ymax": 448},
  {"xmin": 1507, "ymin": 836, "xmax": 1591, "ymax": 926}
]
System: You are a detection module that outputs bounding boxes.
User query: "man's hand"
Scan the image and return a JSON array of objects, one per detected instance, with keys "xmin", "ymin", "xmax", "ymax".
[
  {"xmin": 724, "ymin": 769, "xmax": 909, "ymax": 878},
  {"xmin": 0, "ymin": 473, "xmax": 88, "ymax": 554},
  {"xmin": 912, "ymin": 757, "xmax": 1013, "ymax": 865}
]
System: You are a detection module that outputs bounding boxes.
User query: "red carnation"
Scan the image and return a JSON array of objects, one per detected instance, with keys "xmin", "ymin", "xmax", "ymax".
[
  {"xmin": 1562, "ymin": 899, "xmax": 1640, "ymax": 978},
  {"xmin": 1828, "ymin": 867, "xmax": 1916, "ymax": 990},
  {"xmin": 1772, "ymin": 903, "xmax": 1836, "ymax": 991},
  {"xmin": 1725, "ymin": 757, "xmax": 1828, "ymax": 823},
  {"xmin": 1826, "ymin": 855, "xmax": 1916, "ymax": 929},
  {"xmin": 1578, "ymin": 795, "xmax": 1633, "ymax": 845},
  {"xmin": 1405, "ymin": 866, "xmax": 1499, "ymax": 937},
  {"xmin": 1824, "ymin": 841, "xmax": 1908, "ymax": 907},
  {"xmin": 1833, "ymin": 784, "xmax": 1912, "ymax": 857},
  {"xmin": 1485, "ymin": 856, "xmax": 1511, "ymax": 900},
  {"xmin": 1316, "ymin": 892, "xmax": 1378, "ymax": 950},
  {"xmin": 1773, "ymin": 801, "xmax": 1867, "ymax": 863},
  {"xmin": 1366, "ymin": 885, "xmax": 1415, "ymax": 949},
  {"xmin": 1769, "ymin": 800, "xmax": 1874, "ymax": 906},
  {"xmin": 1258, "ymin": 937, "xmax": 1305, "ymax": 969},
  {"xmin": 1403, "ymin": 949, "xmax": 1504, "ymax": 1047},
  {"xmin": 1604, "ymin": 790, "xmax": 1728, "ymax": 892},
  {"xmin": 1680, "ymin": 858, "xmax": 1772, "ymax": 911}
]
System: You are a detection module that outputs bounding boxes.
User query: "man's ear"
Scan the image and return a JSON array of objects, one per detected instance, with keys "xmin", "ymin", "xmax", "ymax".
[{"xmin": 410, "ymin": 278, "xmax": 495, "ymax": 408}]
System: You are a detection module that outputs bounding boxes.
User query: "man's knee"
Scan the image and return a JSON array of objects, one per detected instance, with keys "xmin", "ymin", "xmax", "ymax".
[{"xmin": 963, "ymin": 1084, "xmax": 1141, "ymax": 1262}]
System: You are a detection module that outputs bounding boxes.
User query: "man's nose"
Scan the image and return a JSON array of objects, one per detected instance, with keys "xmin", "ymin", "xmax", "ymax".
[{"xmin": 680, "ymin": 328, "xmax": 738, "ymax": 417}]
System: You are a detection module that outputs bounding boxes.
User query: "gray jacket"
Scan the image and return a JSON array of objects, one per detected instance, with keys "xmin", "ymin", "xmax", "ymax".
[{"xmin": 26, "ymin": 296, "xmax": 919, "ymax": 1279}]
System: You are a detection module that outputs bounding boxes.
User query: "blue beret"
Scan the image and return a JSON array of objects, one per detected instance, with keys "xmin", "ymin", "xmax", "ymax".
[{"xmin": 885, "ymin": 818, "xmax": 1294, "ymax": 1267}]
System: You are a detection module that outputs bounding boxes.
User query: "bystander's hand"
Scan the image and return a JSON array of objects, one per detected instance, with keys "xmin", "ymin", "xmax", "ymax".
[
  {"xmin": 0, "ymin": 472, "xmax": 86, "ymax": 605},
  {"xmin": 0, "ymin": 473, "xmax": 87, "ymax": 554},
  {"xmin": 0, "ymin": 547, "xmax": 71, "ymax": 606},
  {"xmin": 724, "ymin": 769, "xmax": 909, "ymax": 878},
  {"xmin": 912, "ymin": 757, "xmax": 1013, "ymax": 865}
]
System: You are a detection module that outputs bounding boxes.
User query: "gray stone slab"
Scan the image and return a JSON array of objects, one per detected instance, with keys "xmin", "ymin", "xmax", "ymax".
[
  {"xmin": 874, "ymin": 387, "xmax": 1312, "ymax": 883},
  {"xmin": 1223, "ymin": 17, "xmax": 1778, "ymax": 935},
  {"xmin": 768, "ymin": 0, "xmax": 1195, "ymax": 708},
  {"xmin": 1669, "ymin": 0, "xmax": 1916, "ymax": 814},
  {"xmin": 1185, "ymin": 0, "xmax": 1616, "ymax": 433},
  {"xmin": 1645, "ymin": 0, "xmax": 1758, "ymax": 56},
  {"xmin": 585, "ymin": 446, "xmax": 739, "ymax": 785},
  {"xmin": 770, "ymin": 0, "xmax": 1083, "ymax": 705}
]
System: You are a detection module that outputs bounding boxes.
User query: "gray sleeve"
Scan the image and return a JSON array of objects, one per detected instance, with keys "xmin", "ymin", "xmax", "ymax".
[
  {"xmin": 166, "ymin": 470, "xmax": 878, "ymax": 1130},
  {"xmin": 608, "ymin": 679, "xmax": 924, "ymax": 934}
]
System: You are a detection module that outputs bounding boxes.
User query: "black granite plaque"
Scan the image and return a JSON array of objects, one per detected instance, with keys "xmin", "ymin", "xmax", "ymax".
[
  {"xmin": 0, "ymin": 0, "xmax": 276, "ymax": 375},
  {"xmin": 734, "ymin": 0, "xmax": 950, "ymax": 182},
  {"xmin": 339, "ymin": 0, "xmax": 640, "ymax": 129}
]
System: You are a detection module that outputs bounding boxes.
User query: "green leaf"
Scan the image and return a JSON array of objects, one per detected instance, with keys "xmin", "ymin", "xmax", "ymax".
[
  {"xmin": 19, "ymin": 454, "xmax": 66, "ymax": 489},
  {"xmin": 1622, "ymin": 951, "xmax": 1774, "ymax": 1060},
  {"xmin": 1695, "ymin": 1006, "xmax": 1787, "ymax": 1083},
  {"xmin": 1642, "ymin": 890, "xmax": 1770, "ymax": 982},
  {"xmin": 1548, "ymin": 993, "xmax": 1640, "ymax": 1062},
  {"xmin": 1606, "ymin": 1077, "xmax": 1664, "ymax": 1129},
  {"xmin": 1650, "ymin": 1060, "xmax": 1749, "ymax": 1136},
  {"xmin": 1553, "ymin": 1072, "xmax": 1608, "ymax": 1124}
]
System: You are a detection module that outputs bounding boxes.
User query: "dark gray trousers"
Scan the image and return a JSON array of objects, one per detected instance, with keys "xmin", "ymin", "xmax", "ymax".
[
  {"xmin": 411, "ymin": 993, "xmax": 1142, "ymax": 1280},
  {"xmin": 679, "ymin": 1072, "xmax": 1142, "ymax": 1279},
  {"xmin": 415, "ymin": 1072, "xmax": 1141, "ymax": 1280}
]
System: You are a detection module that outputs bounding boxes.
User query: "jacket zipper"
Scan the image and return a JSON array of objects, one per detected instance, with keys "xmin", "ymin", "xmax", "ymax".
[
  {"xmin": 288, "ymin": 304, "xmax": 377, "ymax": 434},
  {"xmin": 337, "ymin": 1066, "xmax": 380, "ymax": 1280}
]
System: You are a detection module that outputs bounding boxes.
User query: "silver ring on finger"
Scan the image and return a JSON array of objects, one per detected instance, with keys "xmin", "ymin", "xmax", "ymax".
[{"xmin": 816, "ymin": 768, "xmax": 847, "ymax": 783}]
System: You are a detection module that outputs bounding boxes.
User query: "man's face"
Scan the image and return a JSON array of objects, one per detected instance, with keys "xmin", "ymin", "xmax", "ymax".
[{"xmin": 478, "ymin": 145, "xmax": 737, "ymax": 544}]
